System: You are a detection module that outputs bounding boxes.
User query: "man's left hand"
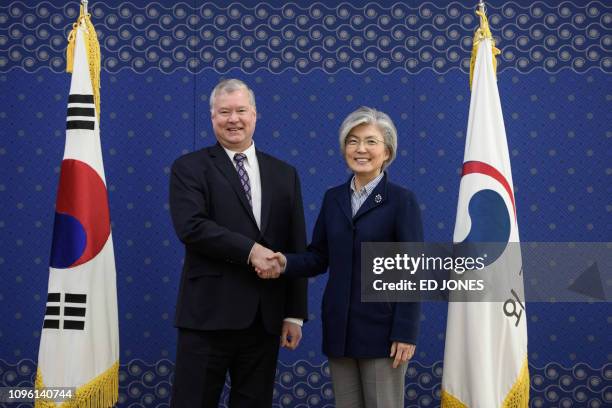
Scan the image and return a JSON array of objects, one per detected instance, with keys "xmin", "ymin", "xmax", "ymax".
[{"xmin": 280, "ymin": 321, "xmax": 302, "ymax": 350}]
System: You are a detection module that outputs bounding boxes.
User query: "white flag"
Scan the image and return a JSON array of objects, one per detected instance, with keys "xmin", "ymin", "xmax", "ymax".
[
  {"xmin": 36, "ymin": 7, "xmax": 119, "ymax": 408},
  {"xmin": 441, "ymin": 10, "xmax": 529, "ymax": 408}
]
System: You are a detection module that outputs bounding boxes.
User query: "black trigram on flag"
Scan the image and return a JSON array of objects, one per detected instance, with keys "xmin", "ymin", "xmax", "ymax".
[
  {"xmin": 43, "ymin": 292, "xmax": 87, "ymax": 330},
  {"xmin": 66, "ymin": 94, "xmax": 95, "ymax": 130}
]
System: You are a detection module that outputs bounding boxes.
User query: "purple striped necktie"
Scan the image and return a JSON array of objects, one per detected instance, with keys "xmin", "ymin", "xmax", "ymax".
[{"xmin": 233, "ymin": 153, "xmax": 252, "ymax": 207}]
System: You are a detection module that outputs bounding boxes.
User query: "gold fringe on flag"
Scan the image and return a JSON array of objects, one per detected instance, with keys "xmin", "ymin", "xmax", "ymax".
[
  {"xmin": 66, "ymin": 3, "xmax": 101, "ymax": 119},
  {"xmin": 502, "ymin": 357, "xmax": 530, "ymax": 408},
  {"xmin": 35, "ymin": 361, "xmax": 119, "ymax": 408},
  {"xmin": 440, "ymin": 388, "xmax": 468, "ymax": 408},
  {"xmin": 441, "ymin": 356, "xmax": 530, "ymax": 407},
  {"xmin": 469, "ymin": 7, "xmax": 501, "ymax": 89}
]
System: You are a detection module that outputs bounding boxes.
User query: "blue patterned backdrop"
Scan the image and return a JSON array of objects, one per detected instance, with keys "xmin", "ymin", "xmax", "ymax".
[{"xmin": 0, "ymin": 1, "xmax": 610, "ymax": 407}]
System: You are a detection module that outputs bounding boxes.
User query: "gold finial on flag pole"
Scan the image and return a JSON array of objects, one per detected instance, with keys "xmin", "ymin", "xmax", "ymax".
[
  {"xmin": 477, "ymin": 0, "xmax": 487, "ymax": 26},
  {"xmin": 469, "ymin": 0, "xmax": 501, "ymax": 89},
  {"xmin": 66, "ymin": 0, "xmax": 101, "ymax": 117}
]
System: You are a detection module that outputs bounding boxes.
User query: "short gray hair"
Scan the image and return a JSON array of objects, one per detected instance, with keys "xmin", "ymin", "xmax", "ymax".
[
  {"xmin": 338, "ymin": 106, "xmax": 398, "ymax": 170},
  {"xmin": 209, "ymin": 79, "xmax": 256, "ymax": 112}
]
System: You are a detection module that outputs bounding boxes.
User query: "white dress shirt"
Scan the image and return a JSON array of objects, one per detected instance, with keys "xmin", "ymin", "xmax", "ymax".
[
  {"xmin": 350, "ymin": 172, "xmax": 385, "ymax": 216},
  {"xmin": 222, "ymin": 142, "xmax": 303, "ymax": 327}
]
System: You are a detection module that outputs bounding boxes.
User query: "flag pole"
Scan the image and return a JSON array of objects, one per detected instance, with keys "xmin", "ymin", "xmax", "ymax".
[
  {"xmin": 477, "ymin": 0, "xmax": 485, "ymax": 12},
  {"xmin": 477, "ymin": 1, "xmax": 486, "ymax": 27},
  {"xmin": 66, "ymin": 0, "xmax": 101, "ymax": 117},
  {"xmin": 470, "ymin": 0, "xmax": 500, "ymax": 89}
]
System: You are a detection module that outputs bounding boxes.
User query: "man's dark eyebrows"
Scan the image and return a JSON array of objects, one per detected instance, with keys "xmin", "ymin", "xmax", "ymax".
[{"xmin": 218, "ymin": 105, "xmax": 248, "ymax": 110}]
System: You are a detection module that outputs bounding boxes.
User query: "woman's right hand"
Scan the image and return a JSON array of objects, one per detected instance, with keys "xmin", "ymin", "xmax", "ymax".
[{"xmin": 267, "ymin": 252, "xmax": 287, "ymax": 273}]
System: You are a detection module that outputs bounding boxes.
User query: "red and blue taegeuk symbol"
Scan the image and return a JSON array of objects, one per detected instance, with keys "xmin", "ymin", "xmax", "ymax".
[
  {"xmin": 457, "ymin": 161, "xmax": 517, "ymax": 263},
  {"xmin": 50, "ymin": 159, "xmax": 110, "ymax": 268}
]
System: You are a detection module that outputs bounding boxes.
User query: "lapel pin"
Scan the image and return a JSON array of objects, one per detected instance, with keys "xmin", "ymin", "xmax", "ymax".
[{"xmin": 374, "ymin": 194, "xmax": 382, "ymax": 203}]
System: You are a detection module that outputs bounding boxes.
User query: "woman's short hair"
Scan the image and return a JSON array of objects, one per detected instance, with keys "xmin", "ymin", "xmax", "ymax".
[
  {"xmin": 209, "ymin": 79, "xmax": 256, "ymax": 112},
  {"xmin": 338, "ymin": 106, "xmax": 398, "ymax": 170}
]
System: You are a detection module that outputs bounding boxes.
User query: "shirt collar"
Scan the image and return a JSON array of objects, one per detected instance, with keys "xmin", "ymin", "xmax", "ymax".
[
  {"xmin": 350, "ymin": 172, "xmax": 384, "ymax": 196},
  {"xmin": 222, "ymin": 141, "xmax": 257, "ymax": 165}
]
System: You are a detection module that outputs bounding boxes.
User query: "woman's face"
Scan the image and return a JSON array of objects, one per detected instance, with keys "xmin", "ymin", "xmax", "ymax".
[{"xmin": 343, "ymin": 123, "xmax": 390, "ymax": 180}]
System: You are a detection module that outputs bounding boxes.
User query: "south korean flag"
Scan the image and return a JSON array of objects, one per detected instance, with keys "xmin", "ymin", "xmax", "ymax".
[{"xmin": 36, "ymin": 11, "xmax": 119, "ymax": 408}]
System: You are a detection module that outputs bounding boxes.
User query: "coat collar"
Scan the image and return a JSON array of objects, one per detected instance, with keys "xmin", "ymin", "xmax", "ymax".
[
  {"xmin": 256, "ymin": 149, "xmax": 272, "ymax": 235},
  {"xmin": 333, "ymin": 172, "xmax": 388, "ymax": 224}
]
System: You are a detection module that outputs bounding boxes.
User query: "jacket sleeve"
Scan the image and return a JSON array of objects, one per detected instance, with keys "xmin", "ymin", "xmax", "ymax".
[
  {"xmin": 284, "ymin": 191, "xmax": 330, "ymax": 278},
  {"xmin": 283, "ymin": 168, "xmax": 309, "ymax": 320},
  {"xmin": 390, "ymin": 190, "xmax": 424, "ymax": 344},
  {"xmin": 169, "ymin": 157, "xmax": 254, "ymax": 265}
]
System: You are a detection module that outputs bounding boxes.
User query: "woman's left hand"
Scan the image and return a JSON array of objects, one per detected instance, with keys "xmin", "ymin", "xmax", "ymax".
[{"xmin": 390, "ymin": 342, "xmax": 415, "ymax": 368}]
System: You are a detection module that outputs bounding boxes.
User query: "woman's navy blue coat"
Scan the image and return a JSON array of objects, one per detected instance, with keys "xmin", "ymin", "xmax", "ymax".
[{"xmin": 285, "ymin": 174, "xmax": 423, "ymax": 358}]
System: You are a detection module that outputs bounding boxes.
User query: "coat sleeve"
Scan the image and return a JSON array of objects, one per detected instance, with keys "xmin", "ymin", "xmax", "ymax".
[
  {"xmin": 283, "ymin": 168, "xmax": 309, "ymax": 320},
  {"xmin": 169, "ymin": 157, "xmax": 254, "ymax": 265},
  {"xmin": 283, "ymin": 191, "xmax": 330, "ymax": 278},
  {"xmin": 390, "ymin": 190, "xmax": 424, "ymax": 345}
]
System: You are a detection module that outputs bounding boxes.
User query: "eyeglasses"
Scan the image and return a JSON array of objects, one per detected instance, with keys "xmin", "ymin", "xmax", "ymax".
[{"xmin": 345, "ymin": 137, "xmax": 384, "ymax": 149}]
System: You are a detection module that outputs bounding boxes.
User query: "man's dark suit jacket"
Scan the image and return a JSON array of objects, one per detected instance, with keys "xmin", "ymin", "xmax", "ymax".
[{"xmin": 169, "ymin": 143, "xmax": 308, "ymax": 335}]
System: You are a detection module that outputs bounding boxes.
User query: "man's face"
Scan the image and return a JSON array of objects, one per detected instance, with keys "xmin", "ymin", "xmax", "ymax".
[{"xmin": 211, "ymin": 88, "xmax": 257, "ymax": 151}]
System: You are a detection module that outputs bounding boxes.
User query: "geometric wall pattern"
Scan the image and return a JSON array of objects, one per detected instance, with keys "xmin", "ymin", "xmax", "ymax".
[
  {"xmin": 1, "ymin": 1, "xmax": 610, "ymax": 74},
  {"xmin": 2, "ymin": 359, "xmax": 611, "ymax": 407},
  {"xmin": 0, "ymin": 1, "xmax": 610, "ymax": 407}
]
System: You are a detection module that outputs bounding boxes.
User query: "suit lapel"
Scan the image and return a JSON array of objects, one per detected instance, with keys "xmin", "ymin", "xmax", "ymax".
[
  {"xmin": 208, "ymin": 144, "xmax": 258, "ymax": 227},
  {"xmin": 333, "ymin": 179, "xmax": 354, "ymax": 225},
  {"xmin": 353, "ymin": 173, "xmax": 388, "ymax": 221},
  {"xmin": 257, "ymin": 150, "xmax": 272, "ymax": 234}
]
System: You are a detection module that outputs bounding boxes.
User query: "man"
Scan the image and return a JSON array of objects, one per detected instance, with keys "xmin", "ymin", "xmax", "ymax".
[{"xmin": 169, "ymin": 79, "xmax": 308, "ymax": 407}]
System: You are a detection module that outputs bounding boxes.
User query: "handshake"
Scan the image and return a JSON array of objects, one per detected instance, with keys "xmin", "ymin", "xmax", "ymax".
[{"xmin": 249, "ymin": 243, "xmax": 287, "ymax": 279}]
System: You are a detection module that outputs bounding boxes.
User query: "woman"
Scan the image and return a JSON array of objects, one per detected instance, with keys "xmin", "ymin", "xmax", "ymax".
[{"xmin": 261, "ymin": 107, "xmax": 423, "ymax": 408}]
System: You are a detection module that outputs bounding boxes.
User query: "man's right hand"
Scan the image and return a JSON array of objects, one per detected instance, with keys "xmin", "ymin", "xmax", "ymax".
[
  {"xmin": 258, "ymin": 252, "xmax": 286, "ymax": 279},
  {"xmin": 250, "ymin": 243, "xmax": 281, "ymax": 278}
]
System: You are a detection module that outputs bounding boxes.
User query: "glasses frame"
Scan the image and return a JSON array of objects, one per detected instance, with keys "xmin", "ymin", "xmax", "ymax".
[{"xmin": 345, "ymin": 136, "xmax": 385, "ymax": 149}]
